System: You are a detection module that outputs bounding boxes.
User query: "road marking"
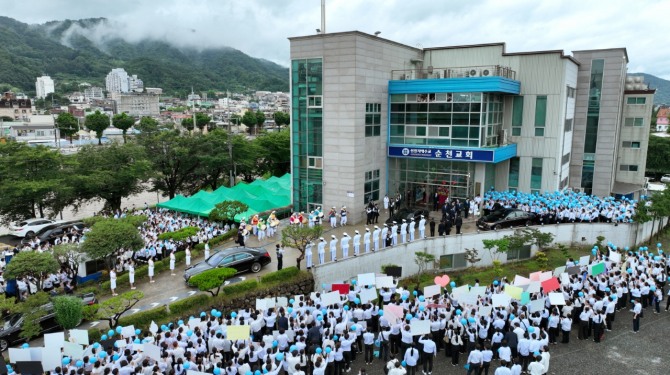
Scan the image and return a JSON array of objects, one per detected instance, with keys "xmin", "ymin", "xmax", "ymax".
[
  {"xmin": 187, "ymin": 291, "xmax": 196, "ymax": 296},
  {"xmin": 130, "ymin": 309, "xmax": 141, "ymax": 314},
  {"xmin": 89, "ymin": 321, "xmax": 100, "ymax": 327},
  {"xmin": 169, "ymin": 296, "xmax": 179, "ymax": 302},
  {"xmin": 150, "ymin": 302, "xmax": 160, "ymax": 308}
]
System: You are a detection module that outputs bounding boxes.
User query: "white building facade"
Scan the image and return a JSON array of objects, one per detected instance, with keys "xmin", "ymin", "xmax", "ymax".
[
  {"xmin": 105, "ymin": 68, "xmax": 130, "ymax": 93},
  {"xmin": 35, "ymin": 75, "xmax": 55, "ymax": 99}
]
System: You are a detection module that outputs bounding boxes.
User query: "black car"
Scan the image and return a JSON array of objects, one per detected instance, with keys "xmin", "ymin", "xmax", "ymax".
[
  {"xmin": 183, "ymin": 247, "xmax": 272, "ymax": 284},
  {"xmin": 385, "ymin": 208, "xmax": 430, "ymax": 225},
  {"xmin": 20, "ymin": 221, "xmax": 86, "ymax": 246},
  {"xmin": 0, "ymin": 304, "xmax": 59, "ymax": 351},
  {"xmin": 476, "ymin": 208, "xmax": 537, "ymax": 230}
]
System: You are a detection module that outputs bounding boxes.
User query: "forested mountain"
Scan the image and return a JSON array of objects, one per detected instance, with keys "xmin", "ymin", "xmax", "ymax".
[{"xmin": 0, "ymin": 16, "xmax": 289, "ymax": 96}]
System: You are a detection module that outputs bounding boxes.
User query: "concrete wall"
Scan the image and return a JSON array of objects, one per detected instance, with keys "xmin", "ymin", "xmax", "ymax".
[{"xmin": 311, "ymin": 219, "xmax": 667, "ymax": 286}]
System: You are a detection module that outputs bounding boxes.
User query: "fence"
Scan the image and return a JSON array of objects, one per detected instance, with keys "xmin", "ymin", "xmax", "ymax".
[{"xmin": 311, "ymin": 219, "xmax": 667, "ymax": 286}]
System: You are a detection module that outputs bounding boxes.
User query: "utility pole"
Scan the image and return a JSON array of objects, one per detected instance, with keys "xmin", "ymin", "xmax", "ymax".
[{"xmin": 321, "ymin": 0, "xmax": 326, "ymax": 34}]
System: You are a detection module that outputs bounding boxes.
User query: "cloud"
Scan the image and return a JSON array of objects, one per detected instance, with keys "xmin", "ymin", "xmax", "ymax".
[{"xmin": 3, "ymin": 0, "xmax": 669, "ymax": 78}]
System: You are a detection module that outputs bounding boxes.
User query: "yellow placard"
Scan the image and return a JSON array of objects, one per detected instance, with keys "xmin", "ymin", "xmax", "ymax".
[
  {"xmin": 504, "ymin": 285, "xmax": 523, "ymax": 300},
  {"xmin": 226, "ymin": 325, "xmax": 250, "ymax": 340}
]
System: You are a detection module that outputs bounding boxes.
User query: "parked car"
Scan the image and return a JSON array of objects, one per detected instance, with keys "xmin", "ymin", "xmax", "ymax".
[
  {"xmin": 9, "ymin": 218, "xmax": 62, "ymax": 238},
  {"xmin": 183, "ymin": 247, "xmax": 271, "ymax": 285},
  {"xmin": 20, "ymin": 222, "xmax": 86, "ymax": 246},
  {"xmin": 385, "ymin": 208, "xmax": 430, "ymax": 225},
  {"xmin": 476, "ymin": 208, "xmax": 537, "ymax": 230},
  {"xmin": 661, "ymin": 174, "xmax": 670, "ymax": 184}
]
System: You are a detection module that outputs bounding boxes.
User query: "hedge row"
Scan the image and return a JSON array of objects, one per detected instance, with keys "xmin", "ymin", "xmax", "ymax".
[{"xmin": 260, "ymin": 266, "xmax": 299, "ymax": 283}]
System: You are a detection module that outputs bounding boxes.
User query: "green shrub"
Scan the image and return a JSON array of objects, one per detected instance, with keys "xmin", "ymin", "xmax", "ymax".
[
  {"xmin": 82, "ymin": 304, "xmax": 99, "ymax": 321},
  {"xmin": 118, "ymin": 306, "xmax": 165, "ymax": 327},
  {"xmin": 189, "ymin": 268, "xmax": 237, "ymax": 296},
  {"xmin": 222, "ymin": 279, "xmax": 258, "ymax": 295},
  {"xmin": 52, "ymin": 296, "xmax": 83, "ymax": 329},
  {"xmin": 158, "ymin": 226, "xmax": 199, "ymax": 241},
  {"xmin": 260, "ymin": 267, "xmax": 299, "ymax": 283},
  {"xmin": 169, "ymin": 294, "xmax": 212, "ymax": 315}
]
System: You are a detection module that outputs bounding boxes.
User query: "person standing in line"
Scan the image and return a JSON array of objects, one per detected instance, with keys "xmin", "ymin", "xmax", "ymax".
[
  {"xmin": 466, "ymin": 343, "xmax": 483, "ymax": 375},
  {"xmin": 276, "ymin": 244, "xmax": 284, "ymax": 270},
  {"xmin": 318, "ymin": 238, "xmax": 327, "ymax": 265},
  {"xmin": 340, "ymin": 206, "xmax": 348, "ymax": 226},
  {"xmin": 128, "ymin": 262, "xmax": 136, "ymax": 290},
  {"xmin": 185, "ymin": 247, "xmax": 192, "ymax": 267},
  {"xmin": 353, "ymin": 230, "xmax": 361, "ymax": 256},
  {"xmin": 305, "ymin": 242, "xmax": 314, "ymax": 270},
  {"xmin": 400, "ymin": 219, "xmax": 408, "ymax": 243},
  {"xmin": 389, "ymin": 200, "xmax": 395, "ymax": 217},
  {"xmin": 418, "ymin": 335, "xmax": 436, "ymax": 375},
  {"xmin": 391, "ymin": 222, "xmax": 398, "ymax": 246},
  {"xmin": 373, "ymin": 203, "xmax": 380, "ymax": 224},
  {"xmin": 408, "ymin": 218, "xmax": 416, "ymax": 242},
  {"xmin": 329, "ymin": 235, "xmax": 338, "ymax": 262},
  {"xmin": 455, "ymin": 214, "xmax": 463, "ymax": 235},
  {"xmin": 362, "ymin": 228, "xmax": 371, "ymax": 254},
  {"xmin": 418, "ymin": 215, "xmax": 426, "ymax": 239},
  {"xmin": 372, "ymin": 226, "xmax": 380, "ymax": 252},
  {"xmin": 383, "ymin": 194, "xmax": 390, "ymax": 214},
  {"xmin": 109, "ymin": 269, "xmax": 118, "ymax": 296},
  {"xmin": 429, "ymin": 218, "xmax": 436, "ymax": 237},
  {"xmin": 204, "ymin": 241, "xmax": 210, "ymax": 260},
  {"xmin": 341, "ymin": 233, "xmax": 350, "ymax": 259},
  {"xmin": 632, "ymin": 298, "xmax": 642, "ymax": 333},
  {"xmin": 169, "ymin": 250, "xmax": 176, "ymax": 276},
  {"xmin": 148, "ymin": 257, "xmax": 155, "ymax": 283},
  {"xmin": 381, "ymin": 224, "xmax": 389, "ymax": 249},
  {"xmin": 366, "ymin": 205, "xmax": 373, "ymax": 225}
]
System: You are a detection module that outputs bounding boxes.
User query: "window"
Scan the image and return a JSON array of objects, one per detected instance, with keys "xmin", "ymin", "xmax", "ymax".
[
  {"xmin": 365, "ymin": 103, "xmax": 381, "ymax": 137},
  {"xmin": 364, "ymin": 169, "xmax": 380, "ymax": 204},
  {"xmin": 560, "ymin": 177, "xmax": 569, "ymax": 190},
  {"xmin": 561, "ymin": 153, "xmax": 570, "ymax": 165},
  {"xmin": 439, "ymin": 253, "xmax": 467, "ymax": 269},
  {"xmin": 507, "ymin": 245, "xmax": 532, "ymax": 261},
  {"xmin": 308, "ymin": 157, "xmax": 323, "ymax": 169},
  {"xmin": 511, "ymin": 96, "xmax": 523, "ymax": 136},
  {"xmin": 626, "ymin": 97, "xmax": 646, "ymax": 105},
  {"xmin": 566, "ymin": 86, "xmax": 576, "ymax": 98},
  {"xmin": 564, "ymin": 118, "xmax": 573, "ymax": 132},
  {"xmin": 619, "ymin": 164, "xmax": 639, "ymax": 172},
  {"xmin": 531, "ymin": 158, "xmax": 542, "ymax": 190},
  {"xmin": 508, "ymin": 157, "xmax": 520, "ymax": 190},
  {"xmin": 622, "ymin": 141, "xmax": 641, "ymax": 149},
  {"xmin": 534, "ymin": 96, "xmax": 547, "ymax": 136},
  {"xmin": 624, "ymin": 117, "xmax": 644, "ymax": 127},
  {"xmin": 308, "ymin": 96, "xmax": 322, "ymax": 107}
]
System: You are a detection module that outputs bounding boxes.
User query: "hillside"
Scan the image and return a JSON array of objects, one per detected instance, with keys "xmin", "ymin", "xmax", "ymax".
[
  {"xmin": 630, "ymin": 72, "xmax": 670, "ymax": 105},
  {"xmin": 0, "ymin": 16, "xmax": 289, "ymax": 96}
]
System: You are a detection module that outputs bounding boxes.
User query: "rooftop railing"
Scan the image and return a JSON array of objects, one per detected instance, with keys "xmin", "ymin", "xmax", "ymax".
[{"xmin": 391, "ymin": 65, "xmax": 516, "ymax": 80}]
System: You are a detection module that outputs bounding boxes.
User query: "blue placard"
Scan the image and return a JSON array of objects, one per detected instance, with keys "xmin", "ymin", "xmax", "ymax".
[{"xmin": 388, "ymin": 146, "xmax": 495, "ymax": 162}]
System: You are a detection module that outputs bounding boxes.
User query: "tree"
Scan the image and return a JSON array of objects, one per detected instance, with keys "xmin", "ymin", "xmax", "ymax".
[
  {"xmin": 85, "ymin": 110, "xmax": 110, "ymax": 145},
  {"xmin": 81, "ymin": 218, "xmax": 144, "ymax": 269},
  {"xmin": 241, "ymin": 110, "xmax": 257, "ymax": 135},
  {"xmin": 96, "ymin": 290, "xmax": 144, "ymax": 328},
  {"xmin": 189, "ymin": 268, "xmax": 237, "ymax": 296},
  {"xmin": 273, "ymin": 112, "xmax": 290, "ymax": 129},
  {"xmin": 141, "ymin": 130, "xmax": 202, "ymax": 199},
  {"xmin": 181, "ymin": 117, "xmax": 195, "ymax": 132},
  {"xmin": 136, "ymin": 116, "xmax": 159, "ymax": 134},
  {"xmin": 255, "ymin": 110, "xmax": 266, "ymax": 134},
  {"xmin": 73, "ymin": 143, "xmax": 152, "ymax": 212},
  {"xmin": 52, "ymin": 296, "xmax": 83, "ymax": 329},
  {"xmin": 112, "ymin": 113, "xmax": 135, "ymax": 143},
  {"xmin": 253, "ymin": 130, "xmax": 290, "ymax": 176},
  {"xmin": 482, "ymin": 238, "xmax": 510, "ymax": 262},
  {"xmin": 194, "ymin": 130, "xmax": 231, "ymax": 190},
  {"xmin": 231, "ymin": 134, "xmax": 262, "ymax": 182},
  {"xmin": 52, "ymin": 243, "xmax": 86, "ymax": 285},
  {"xmin": 157, "ymin": 226, "xmax": 199, "ymax": 241},
  {"xmin": 195, "ymin": 113, "xmax": 211, "ymax": 131},
  {"xmin": 5, "ymin": 251, "xmax": 60, "ymax": 291},
  {"xmin": 55, "ymin": 112, "xmax": 79, "ymax": 142},
  {"xmin": 209, "ymin": 200, "xmax": 249, "ymax": 223},
  {"xmin": 281, "ymin": 225, "xmax": 323, "ymax": 270},
  {"xmin": 645, "ymin": 135, "xmax": 670, "ymax": 175},
  {"xmin": 464, "ymin": 248, "xmax": 481, "ymax": 266},
  {"xmin": 12, "ymin": 292, "xmax": 50, "ymax": 340}
]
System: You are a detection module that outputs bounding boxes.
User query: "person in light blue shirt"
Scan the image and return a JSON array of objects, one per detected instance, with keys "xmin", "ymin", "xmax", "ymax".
[{"xmin": 403, "ymin": 346, "xmax": 419, "ymax": 375}]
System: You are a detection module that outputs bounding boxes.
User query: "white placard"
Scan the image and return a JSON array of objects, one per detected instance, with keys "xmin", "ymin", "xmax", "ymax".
[
  {"xmin": 294, "ymin": 295, "xmax": 305, "ymax": 304},
  {"xmin": 491, "ymin": 293, "xmax": 511, "ymax": 307},
  {"xmin": 423, "ymin": 284, "xmax": 441, "ymax": 298},
  {"xmin": 526, "ymin": 282, "xmax": 541, "ymax": 294},
  {"xmin": 478, "ymin": 306, "xmax": 493, "ymax": 317},
  {"xmin": 69, "ymin": 329, "xmax": 89, "ymax": 345},
  {"xmin": 310, "ymin": 292, "xmax": 319, "ymax": 301},
  {"xmin": 44, "ymin": 332, "xmax": 65, "ymax": 349},
  {"xmin": 452, "ymin": 285, "xmax": 470, "ymax": 299},
  {"xmin": 63, "ymin": 341, "xmax": 85, "ymax": 360},
  {"xmin": 187, "ymin": 371, "xmax": 211, "ymax": 375},
  {"xmin": 410, "ymin": 320, "xmax": 431, "ymax": 336},
  {"xmin": 560, "ymin": 273, "xmax": 570, "ymax": 285},
  {"xmin": 579, "ymin": 255, "xmax": 591, "ymax": 266},
  {"xmin": 144, "ymin": 343, "xmax": 162, "ymax": 361},
  {"xmin": 359, "ymin": 288, "xmax": 378, "ymax": 304},
  {"xmin": 539, "ymin": 271, "xmax": 553, "ymax": 282},
  {"xmin": 188, "ymin": 318, "xmax": 201, "ymax": 330},
  {"xmin": 358, "ymin": 273, "xmax": 376, "ymax": 286},
  {"xmin": 150, "ymin": 321, "xmax": 159, "ymax": 335},
  {"xmin": 29, "ymin": 347, "xmax": 43, "ymax": 361},
  {"xmin": 553, "ymin": 266, "xmax": 566, "ymax": 277},
  {"xmin": 321, "ymin": 291, "xmax": 341, "ymax": 306},
  {"xmin": 513, "ymin": 275, "xmax": 531, "ymax": 286},
  {"xmin": 121, "ymin": 325, "xmax": 136, "ymax": 338},
  {"xmin": 265, "ymin": 298, "xmax": 277, "ymax": 308},
  {"xmin": 42, "ymin": 347, "xmax": 62, "ymax": 371},
  {"xmin": 256, "ymin": 298, "xmax": 267, "ymax": 310},
  {"xmin": 530, "ymin": 298, "xmax": 546, "ymax": 313},
  {"xmin": 115, "ymin": 339, "xmax": 127, "ymax": 348},
  {"xmin": 609, "ymin": 252, "xmax": 621, "ymax": 263},
  {"xmin": 548, "ymin": 292, "xmax": 566, "ymax": 305},
  {"xmin": 459, "ymin": 292, "xmax": 479, "ymax": 306},
  {"xmin": 375, "ymin": 276, "xmax": 395, "ymax": 289},
  {"xmin": 8, "ymin": 348, "xmax": 31, "ymax": 362},
  {"xmin": 276, "ymin": 297, "xmax": 288, "ymax": 307},
  {"xmin": 470, "ymin": 286, "xmax": 487, "ymax": 297}
]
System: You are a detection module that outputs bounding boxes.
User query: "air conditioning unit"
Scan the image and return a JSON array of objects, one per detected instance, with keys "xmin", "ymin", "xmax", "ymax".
[
  {"xmin": 399, "ymin": 74, "xmax": 406, "ymax": 80},
  {"xmin": 501, "ymin": 129, "xmax": 509, "ymax": 145},
  {"xmin": 434, "ymin": 71, "xmax": 441, "ymax": 79},
  {"xmin": 467, "ymin": 69, "xmax": 480, "ymax": 77},
  {"xmin": 481, "ymin": 68, "xmax": 492, "ymax": 77}
]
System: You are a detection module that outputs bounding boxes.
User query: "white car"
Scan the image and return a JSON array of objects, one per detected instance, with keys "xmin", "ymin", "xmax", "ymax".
[
  {"xmin": 661, "ymin": 174, "xmax": 670, "ymax": 184},
  {"xmin": 9, "ymin": 218, "xmax": 60, "ymax": 238}
]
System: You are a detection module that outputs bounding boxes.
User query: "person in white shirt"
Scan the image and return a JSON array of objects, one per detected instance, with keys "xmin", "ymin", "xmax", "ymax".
[
  {"xmin": 402, "ymin": 346, "xmax": 419, "ymax": 375},
  {"xmin": 527, "ymin": 356, "xmax": 545, "ymax": 375},
  {"xmin": 494, "ymin": 360, "xmax": 513, "ymax": 375},
  {"xmin": 539, "ymin": 346, "xmax": 551, "ymax": 375},
  {"xmin": 632, "ymin": 298, "xmax": 642, "ymax": 332},
  {"xmin": 466, "ymin": 344, "xmax": 483, "ymax": 375},
  {"xmin": 417, "ymin": 335, "xmax": 436, "ymax": 374}
]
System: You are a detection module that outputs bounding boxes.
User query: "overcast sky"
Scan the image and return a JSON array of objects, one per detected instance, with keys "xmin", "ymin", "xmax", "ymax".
[{"xmin": 4, "ymin": 0, "xmax": 669, "ymax": 78}]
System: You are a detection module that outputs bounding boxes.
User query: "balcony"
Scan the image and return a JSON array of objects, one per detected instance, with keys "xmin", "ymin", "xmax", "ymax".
[{"xmin": 391, "ymin": 65, "xmax": 516, "ymax": 80}]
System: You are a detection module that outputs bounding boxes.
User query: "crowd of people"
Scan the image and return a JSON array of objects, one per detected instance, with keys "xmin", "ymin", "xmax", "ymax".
[{"xmin": 26, "ymin": 238, "xmax": 669, "ymax": 375}]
